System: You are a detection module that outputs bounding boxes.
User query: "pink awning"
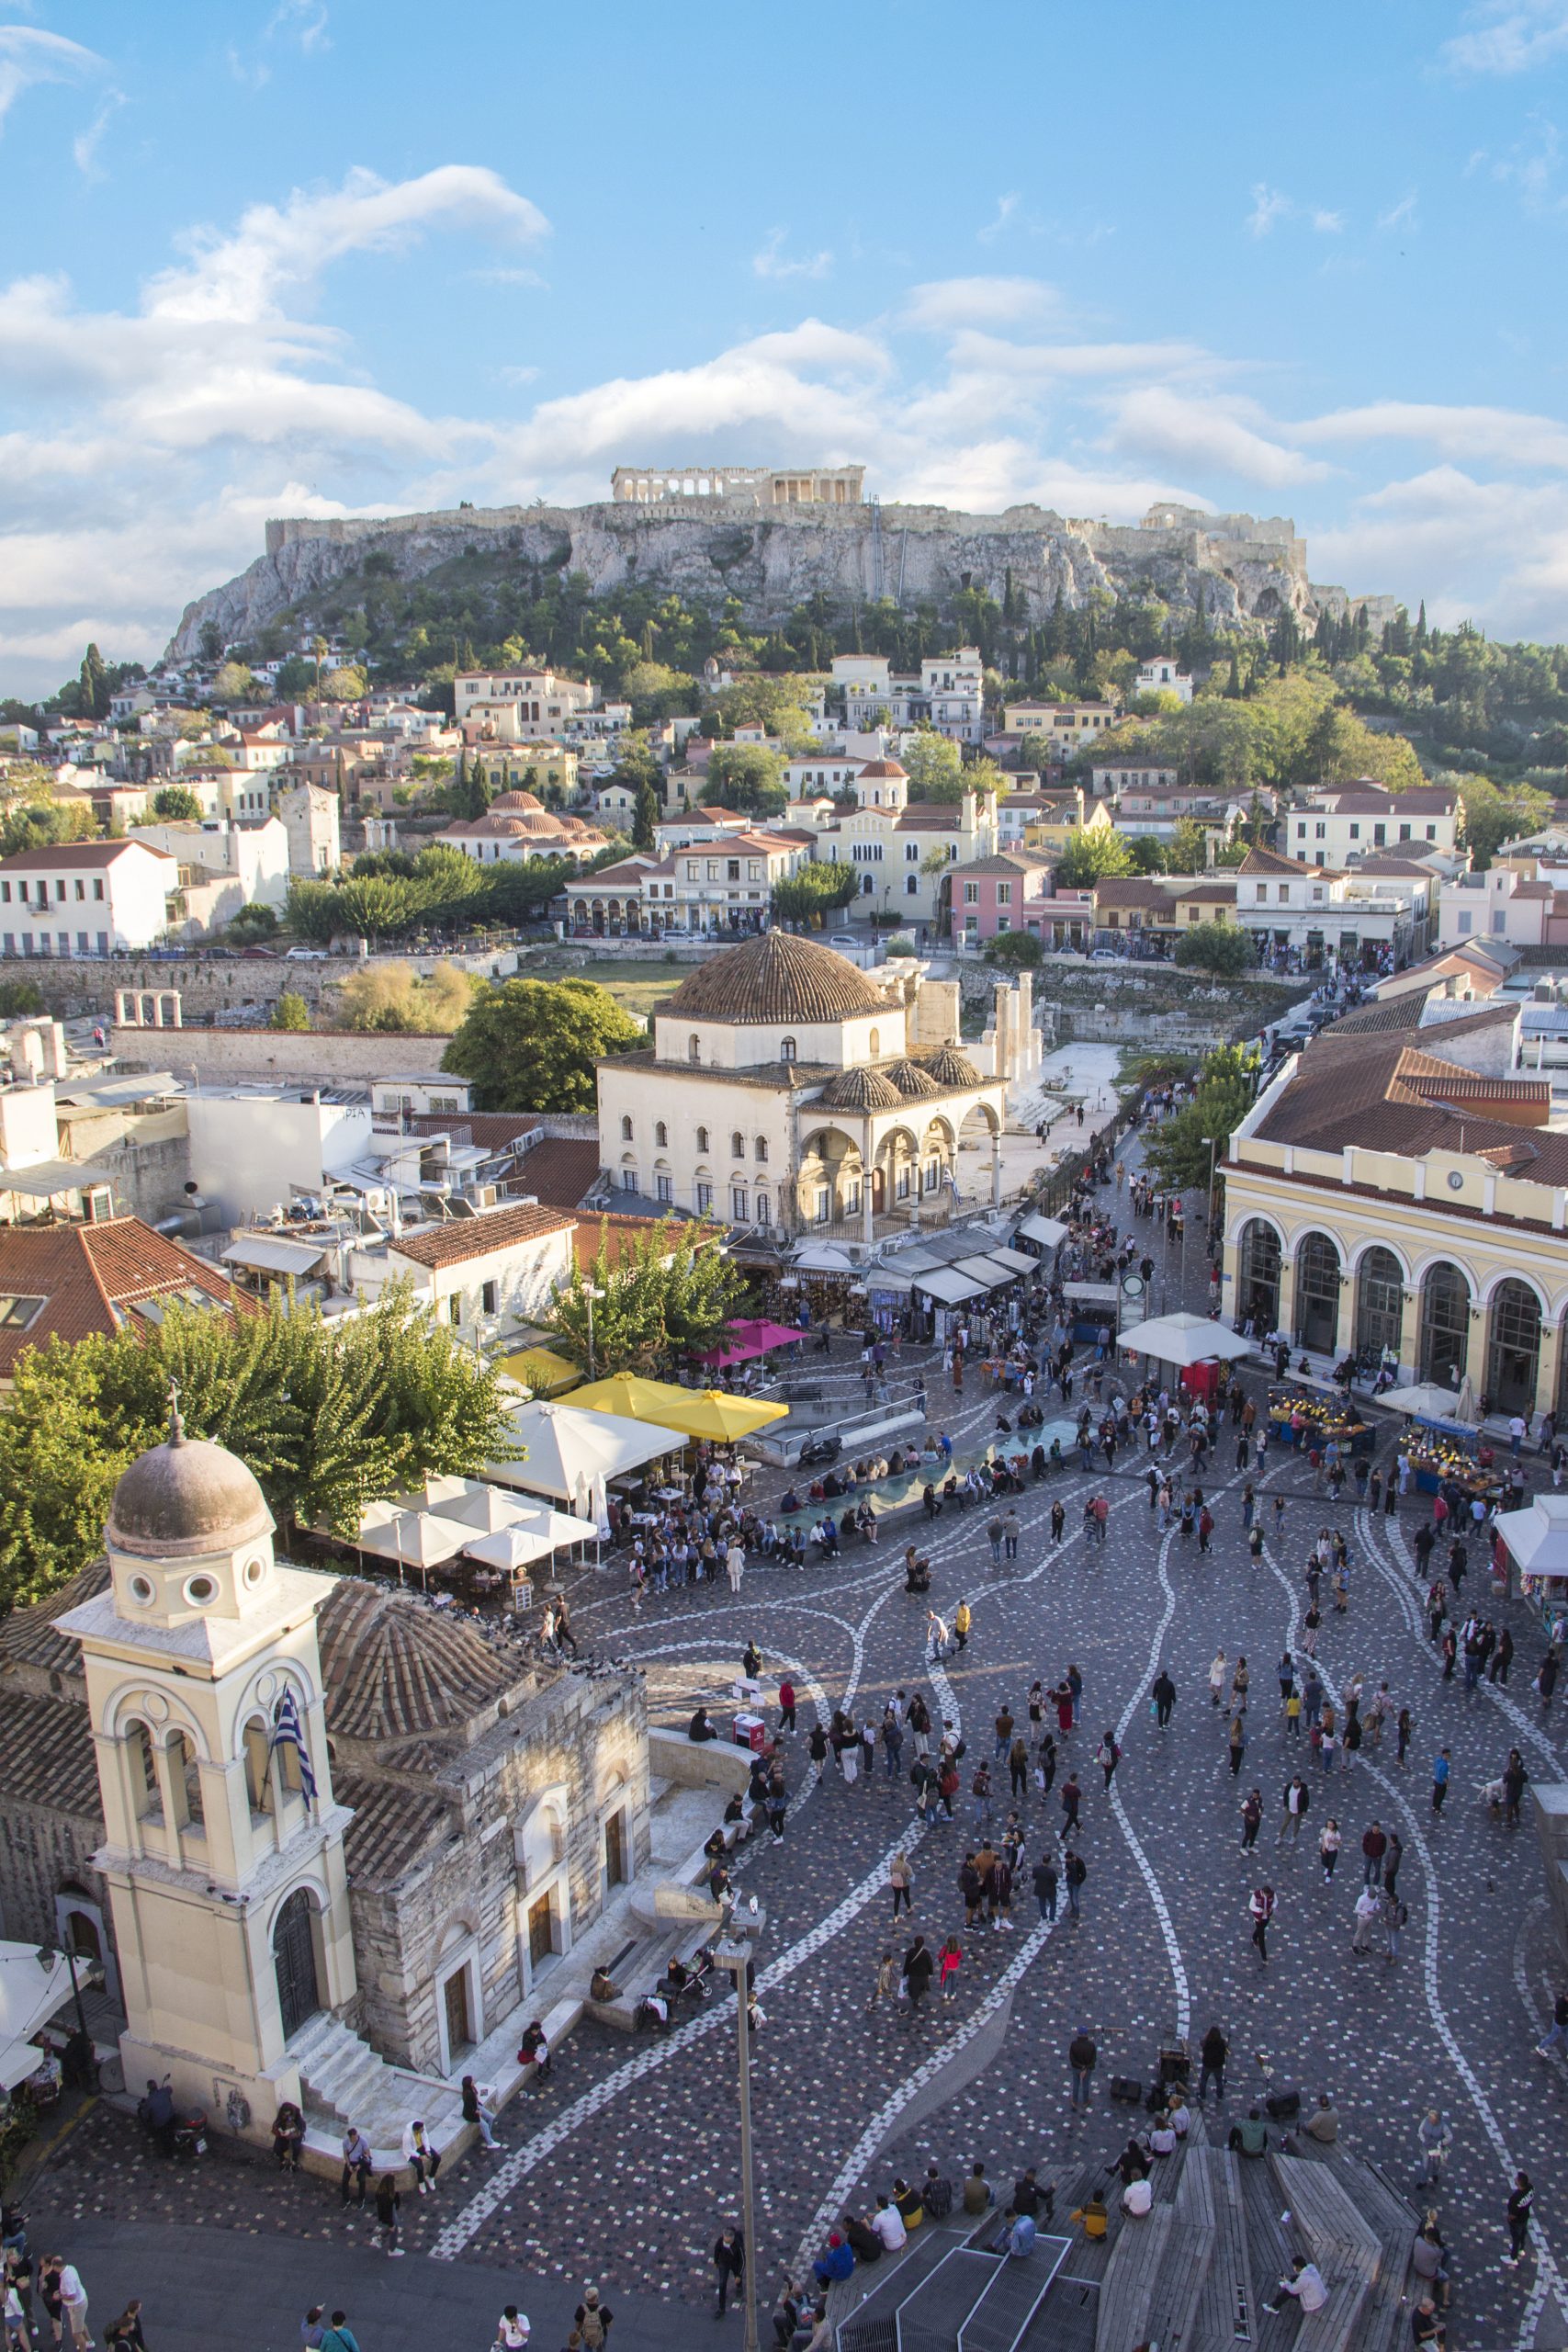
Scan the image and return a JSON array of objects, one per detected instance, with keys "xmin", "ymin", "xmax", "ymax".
[{"xmin": 698, "ymin": 1318, "xmax": 807, "ymax": 1367}]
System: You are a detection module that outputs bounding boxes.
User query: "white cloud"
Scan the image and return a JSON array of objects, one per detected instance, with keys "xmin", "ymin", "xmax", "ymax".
[
  {"xmin": 1110, "ymin": 389, "xmax": 1335, "ymax": 488},
  {"xmin": 0, "ymin": 24, "xmax": 103, "ymax": 130},
  {"xmin": 752, "ymin": 229, "xmax": 832, "ymax": 281},
  {"xmin": 268, "ymin": 0, "xmax": 330, "ymax": 52},
  {"xmin": 1440, "ymin": 1, "xmax": 1568, "ymax": 74},
  {"xmin": 1247, "ymin": 183, "xmax": 1292, "ymax": 237},
  {"xmin": 1378, "ymin": 192, "xmax": 1419, "ymax": 231},
  {"xmin": 1312, "ymin": 209, "xmax": 1347, "ymax": 234},
  {"xmin": 903, "ymin": 277, "xmax": 1060, "ymax": 331},
  {"xmin": 72, "ymin": 88, "xmax": 124, "ymax": 180},
  {"xmin": 1293, "ymin": 397, "xmax": 1568, "ymax": 469},
  {"xmin": 977, "ymin": 193, "xmax": 1021, "ymax": 244}
]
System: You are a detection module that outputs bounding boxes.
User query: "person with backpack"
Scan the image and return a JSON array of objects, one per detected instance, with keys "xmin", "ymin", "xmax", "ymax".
[
  {"xmin": 1096, "ymin": 1733, "xmax": 1121, "ymax": 1793},
  {"xmin": 574, "ymin": 2289, "xmax": 612, "ymax": 2347},
  {"xmin": 1064, "ymin": 1849, "xmax": 1088, "ymax": 1922}
]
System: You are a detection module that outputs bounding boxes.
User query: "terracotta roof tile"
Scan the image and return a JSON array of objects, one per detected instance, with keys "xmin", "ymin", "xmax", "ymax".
[
  {"xmin": 0, "ymin": 1216, "xmax": 246, "ymax": 1379},
  {"xmin": 0, "ymin": 841, "xmax": 175, "ymax": 871},
  {"xmin": 392, "ymin": 1201, "xmax": 573, "ymax": 1272},
  {"xmin": 660, "ymin": 932, "xmax": 885, "ymax": 1024},
  {"xmin": 318, "ymin": 1577, "xmax": 524, "ymax": 1743},
  {"xmin": 336, "ymin": 1766, "xmax": 454, "ymax": 1886},
  {"xmin": 0, "ymin": 1692, "xmax": 101, "ymax": 1816}
]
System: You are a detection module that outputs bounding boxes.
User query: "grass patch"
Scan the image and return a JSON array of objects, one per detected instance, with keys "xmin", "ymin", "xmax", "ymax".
[{"xmin": 515, "ymin": 951, "xmax": 687, "ymax": 1021}]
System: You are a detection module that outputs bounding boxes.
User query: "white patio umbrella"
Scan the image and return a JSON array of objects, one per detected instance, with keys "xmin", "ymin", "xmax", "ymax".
[
  {"xmin": 485, "ymin": 1399, "xmax": 680, "ymax": 1503},
  {"xmin": 436, "ymin": 1481, "xmax": 534, "ymax": 1534},
  {"xmin": 1117, "ymin": 1311, "xmax": 1253, "ymax": 1368},
  {"xmin": 462, "ymin": 1524, "xmax": 555, "ymax": 1574},
  {"xmin": 1455, "ymin": 1374, "xmax": 1478, "ymax": 1425},
  {"xmin": 353, "ymin": 1507, "xmax": 473, "ymax": 1588},
  {"xmin": 1381, "ymin": 1383, "xmax": 1466, "ymax": 1423},
  {"xmin": 0, "ymin": 1943, "xmax": 94, "ymax": 2093}
]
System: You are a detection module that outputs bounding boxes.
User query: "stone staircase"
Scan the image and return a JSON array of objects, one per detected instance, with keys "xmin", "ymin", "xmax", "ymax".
[{"xmin": 289, "ymin": 2010, "xmax": 463, "ymax": 2168}]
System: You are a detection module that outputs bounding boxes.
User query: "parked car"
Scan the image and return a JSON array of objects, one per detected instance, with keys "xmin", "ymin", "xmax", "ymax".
[{"xmin": 284, "ymin": 946, "xmax": 327, "ymax": 961}]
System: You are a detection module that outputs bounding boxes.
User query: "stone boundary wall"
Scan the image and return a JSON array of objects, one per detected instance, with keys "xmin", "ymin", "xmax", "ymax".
[{"xmin": 111, "ymin": 1024, "xmax": 454, "ymax": 1084}]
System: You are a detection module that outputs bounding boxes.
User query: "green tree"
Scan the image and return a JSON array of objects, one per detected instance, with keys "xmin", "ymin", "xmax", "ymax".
[
  {"xmin": 1017, "ymin": 733, "xmax": 1057, "ymax": 775},
  {"xmin": 1140, "ymin": 1042, "xmax": 1260, "ymax": 1192},
  {"xmin": 1167, "ymin": 817, "xmax": 1211, "ymax": 873},
  {"xmin": 1055, "ymin": 828, "xmax": 1135, "ymax": 886},
  {"xmin": 1450, "ymin": 771, "xmax": 1553, "ymax": 867},
  {"xmin": 152, "ymin": 785, "xmax": 204, "ymax": 821},
  {"xmin": 0, "ymin": 800, "xmax": 96, "ymax": 858},
  {"xmin": 228, "ymin": 899, "xmax": 279, "ymax": 938},
  {"xmin": 269, "ymin": 990, "xmax": 311, "ymax": 1031},
  {"xmin": 705, "ymin": 742, "xmax": 786, "ymax": 816},
  {"xmin": 632, "ymin": 778, "xmax": 660, "ymax": 850},
  {"xmin": 987, "ymin": 930, "xmax": 1043, "ymax": 967},
  {"xmin": 1172, "ymin": 924, "xmax": 1256, "ymax": 976},
  {"xmin": 78, "ymin": 642, "xmax": 110, "ymax": 721},
  {"xmin": 541, "ymin": 1216, "xmax": 741, "ymax": 1375},
  {"xmin": 898, "ymin": 731, "xmax": 966, "ymax": 801},
  {"xmin": 442, "ymin": 977, "xmax": 644, "ymax": 1112},
  {"xmin": 212, "ymin": 661, "xmax": 255, "ymax": 705},
  {"xmin": 0, "ymin": 1283, "xmax": 521, "ymax": 1606},
  {"xmin": 0, "ymin": 980, "xmax": 45, "ymax": 1016},
  {"xmin": 771, "ymin": 863, "xmax": 858, "ymax": 924},
  {"xmin": 320, "ymin": 663, "xmax": 368, "ymax": 704},
  {"xmin": 1128, "ymin": 836, "xmax": 1168, "ymax": 873}
]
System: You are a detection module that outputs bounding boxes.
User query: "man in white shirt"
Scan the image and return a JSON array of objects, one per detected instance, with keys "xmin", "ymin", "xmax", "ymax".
[
  {"xmin": 1264, "ymin": 2256, "xmax": 1328, "ymax": 2315},
  {"xmin": 51, "ymin": 2259, "xmax": 91, "ymax": 2350},
  {"xmin": 1120, "ymin": 2176, "xmax": 1153, "ymax": 2219},
  {"xmin": 870, "ymin": 2196, "xmax": 907, "ymax": 2253}
]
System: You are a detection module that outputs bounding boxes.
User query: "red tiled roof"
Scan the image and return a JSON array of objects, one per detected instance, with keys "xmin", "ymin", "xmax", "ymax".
[
  {"xmin": 571, "ymin": 1213, "xmax": 687, "ymax": 1272},
  {"xmin": 391, "ymin": 1202, "xmax": 574, "ymax": 1271},
  {"xmin": 1253, "ymin": 1034, "xmax": 1566, "ymax": 1172},
  {"xmin": 0, "ymin": 1216, "xmax": 246, "ymax": 1379},
  {"xmin": 0, "ymin": 841, "xmax": 175, "ymax": 871}
]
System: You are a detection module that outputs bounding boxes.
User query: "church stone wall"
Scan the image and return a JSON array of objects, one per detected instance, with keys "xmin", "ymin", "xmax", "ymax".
[
  {"xmin": 347, "ymin": 1667, "xmax": 649, "ymax": 2076},
  {"xmin": 0, "ymin": 1801, "xmax": 107, "ymax": 1948}
]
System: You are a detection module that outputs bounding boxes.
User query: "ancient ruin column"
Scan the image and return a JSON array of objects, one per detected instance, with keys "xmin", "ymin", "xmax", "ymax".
[{"xmin": 991, "ymin": 1132, "xmax": 1004, "ymax": 1209}]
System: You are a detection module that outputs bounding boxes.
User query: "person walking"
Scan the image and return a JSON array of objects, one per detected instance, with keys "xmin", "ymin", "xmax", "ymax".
[
  {"xmin": 1060, "ymin": 1773, "xmax": 1081, "ymax": 1835},
  {"xmin": 1319, "ymin": 1818, "xmax": 1342, "ymax": 1882},
  {"xmin": 889, "ymin": 1849, "xmax": 913, "ymax": 1922},
  {"xmin": 1417, "ymin": 2109, "xmax": 1452, "ymax": 2187},
  {"xmin": 51, "ymin": 2263, "xmax": 89, "ymax": 2352},
  {"xmin": 1504, "ymin": 2173, "xmax": 1535, "ymax": 2269},
  {"xmin": 1227, "ymin": 1714, "xmax": 1247, "ymax": 1776},
  {"xmin": 1197, "ymin": 2022, "xmax": 1228, "ymax": 2105},
  {"xmin": 1209, "ymin": 1650, "xmax": 1227, "ymax": 1708},
  {"xmin": 374, "ymin": 2173, "xmax": 404, "ymax": 2257},
  {"xmin": 900, "ymin": 1936, "xmax": 933, "ymax": 2017},
  {"xmin": 1241, "ymin": 1788, "xmax": 1262, "ymax": 1849},
  {"xmin": 1068, "ymin": 2029, "xmax": 1097, "ymax": 2109},
  {"xmin": 1032, "ymin": 1850, "xmax": 1059, "ymax": 1922},
  {"xmin": 1096, "ymin": 1732, "xmax": 1121, "ymax": 1794},
  {"xmin": 1535, "ymin": 1989, "xmax": 1568, "ymax": 2059},
  {"xmin": 1064, "ymin": 1849, "xmax": 1087, "ymax": 1921},
  {"xmin": 319, "ymin": 2316, "xmax": 361, "ymax": 2352},
  {"xmin": 938, "ymin": 1936, "xmax": 963, "ymax": 2003},
  {"xmin": 1432, "ymin": 1748, "xmax": 1451, "ymax": 1816},
  {"xmin": 712, "ymin": 2227, "xmax": 746, "ymax": 2318},
  {"xmin": 1152, "ymin": 1669, "xmax": 1176, "ymax": 1729},
  {"xmin": 1361, "ymin": 1822, "xmax": 1388, "ymax": 1885},
  {"xmin": 866, "ymin": 1949, "xmax": 897, "ymax": 2012},
  {"xmin": 1249, "ymin": 1884, "xmax": 1275, "ymax": 1966},
  {"xmin": 953, "ymin": 1601, "xmax": 972, "ymax": 1653},
  {"xmin": 1278, "ymin": 1776, "xmax": 1310, "ymax": 1842},
  {"xmin": 726, "ymin": 1541, "xmax": 745, "ymax": 1594}
]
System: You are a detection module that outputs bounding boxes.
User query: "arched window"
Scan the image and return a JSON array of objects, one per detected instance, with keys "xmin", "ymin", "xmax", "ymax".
[
  {"xmin": 1236, "ymin": 1220, "xmax": 1280, "ymax": 1332},
  {"xmin": 169, "ymin": 1730, "xmax": 203, "ymax": 1830},
  {"xmin": 756, "ymin": 1192, "xmax": 771, "ymax": 1226},
  {"xmin": 655, "ymin": 1121, "xmax": 668, "ymax": 1148},
  {"xmin": 1488, "ymin": 1278, "xmax": 1541, "ymax": 1415},
  {"xmin": 869, "ymin": 1027, "xmax": 881, "ymax": 1057},
  {"xmin": 780, "ymin": 1036, "xmax": 796, "ymax": 1062},
  {"xmin": 243, "ymin": 1718, "xmax": 274, "ymax": 1815},
  {"xmin": 695, "ymin": 1127, "xmax": 709, "ymax": 1154},
  {"xmin": 1293, "ymin": 1232, "xmax": 1341, "ymax": 1355},
  {"xmin": 620, "ymin": 1114, "xmax": 633, "ymax": 1141},
  {"xmin": 1419, "ymin": 1261, "xmax": 1471, "ymax": 1385},
  {"xmin": 731, "ymin": 1132, "xmax": 745, "ymax": 1160},
  {"xmin": 1355, "ymin": 1247, "xmax": 1404, "ymax": 1362},
  {"xmin": 127, "ymin": 1721, "xmax": 161, "ymax": 1821},
  {"xmin": 689, "ymin": 1035, "xmax": 701, "ymax": 1064},
  {"xmin": 754, "ymin": 1138, "xmax": 768, "ymax": 1163}
]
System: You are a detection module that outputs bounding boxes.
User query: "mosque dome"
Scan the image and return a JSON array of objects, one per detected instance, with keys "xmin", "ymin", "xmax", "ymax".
[{"xmin": 661, "ymin": 932, "xmax": 886, "ymax": 1025}]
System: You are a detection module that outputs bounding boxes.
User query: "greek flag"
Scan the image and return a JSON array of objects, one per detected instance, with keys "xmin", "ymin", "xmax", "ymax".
[{"xmin": 270, "ymin": 1688, "xmax": 318, "ymax": 1804}]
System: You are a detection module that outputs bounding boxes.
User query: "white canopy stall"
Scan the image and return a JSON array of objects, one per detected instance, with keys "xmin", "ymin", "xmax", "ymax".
[
  {"xmin": 1117, "ymin": 1310, "xmax": 1254, "ymax": 1377},
  {"xmin": 485, "ymin": 1397, "xmax": 685, "ymax": 1530}
]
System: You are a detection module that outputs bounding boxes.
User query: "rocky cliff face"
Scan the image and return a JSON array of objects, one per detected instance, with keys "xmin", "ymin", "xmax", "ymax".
[{"xmin": 166, "ymin": 497, "xmax": 1371, "ymax": 661}]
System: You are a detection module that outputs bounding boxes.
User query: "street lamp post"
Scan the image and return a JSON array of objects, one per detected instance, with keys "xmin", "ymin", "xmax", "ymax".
[
  {"xmin": 582, "ymin": 1283, "xmax": 604, "ymax": 1382},
  {"xmin": 711, "ymin": 1901, "xmax": 767, "ymax": 2352}
]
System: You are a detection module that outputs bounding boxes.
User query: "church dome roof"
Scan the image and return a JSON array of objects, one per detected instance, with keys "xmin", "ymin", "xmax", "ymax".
[
  {"xmin": 660, "ymin": 931, "xmax": 886, "ymax": 1026},
  {"xmin": 924, "ymin": 1046, "xmax": 983, "ymax": 1088},
  {"xmin": 107, "ymin": 1408, "xmax": 274, "ymax": 1561},
  {"xmin": 818, "ymin": 1067, "xmax": 906, "ymax": 1112},
  {"xmin": 317, "ymin": 1577, "xmax": 520, "ymax": 1744},
  {"xmin": 883, "ymin": 1057, "xmax": 940, "ymax": 1098},
  {"xmin": 490, "ymin": 790, "xmax": 544, "ymax": 811}
]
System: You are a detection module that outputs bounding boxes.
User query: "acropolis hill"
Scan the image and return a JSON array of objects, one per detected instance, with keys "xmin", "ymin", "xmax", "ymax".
[{"xmin": 165, "ymin": 480, "xmax": 1393, "ymax": 660}]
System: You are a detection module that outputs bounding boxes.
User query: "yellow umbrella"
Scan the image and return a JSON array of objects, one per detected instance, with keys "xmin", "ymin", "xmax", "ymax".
[
  {"xmin": 569, "ymin": 1372, "xmax": 785, "ymax": 1442},
  {"xmin": 497, "ymin": 1344, "xmax": 581, "ymax": 1398}
]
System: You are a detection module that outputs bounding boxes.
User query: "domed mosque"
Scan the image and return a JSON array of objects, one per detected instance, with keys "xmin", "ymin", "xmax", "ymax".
[
  {"xmin": 0, "ymin": 1396, "xmax": 650, "ymax": 2161},
  {"xmin": 596, "ymin": 929, "xmax": 1017, "ymax": 1240}
]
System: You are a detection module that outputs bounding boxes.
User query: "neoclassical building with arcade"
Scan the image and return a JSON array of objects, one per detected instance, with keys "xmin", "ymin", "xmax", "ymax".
[{"xmin": 1222, "ymin": 991, "xmax": 1568, "ymax": 1418}]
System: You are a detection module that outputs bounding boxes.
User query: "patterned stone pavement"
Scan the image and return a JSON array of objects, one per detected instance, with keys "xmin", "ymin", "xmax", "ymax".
[{"xmin": 27, "ymin": 1170, "xmax": 1568, "ymax": 2349}]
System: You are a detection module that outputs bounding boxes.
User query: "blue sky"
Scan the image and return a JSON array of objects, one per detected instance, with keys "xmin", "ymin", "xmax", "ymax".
[{"xmin": 4, "ymin": 0, "xmax": 1568, "ymax": 695}]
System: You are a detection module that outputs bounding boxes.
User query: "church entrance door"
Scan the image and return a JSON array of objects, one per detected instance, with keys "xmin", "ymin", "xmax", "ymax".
[{"xmin": 274, "ymin": 1887, "xmax": 321, "ymax": 2040}]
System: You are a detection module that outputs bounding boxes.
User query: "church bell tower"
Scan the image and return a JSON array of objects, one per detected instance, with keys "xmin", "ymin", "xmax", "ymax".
[{"xmin": 58, "ymin": 1396, "xmax": 355, "ymax": 2131}]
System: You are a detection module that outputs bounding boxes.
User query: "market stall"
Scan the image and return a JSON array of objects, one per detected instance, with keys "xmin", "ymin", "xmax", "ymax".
[
  {"xmin": 1266, "ymin": 1385, "xmax": 1376, "ymax": 1458},
  {"xmin": 1118, "ymin": 1308, "xmax": 1251, "ymax": 1394},
  {"xmin": 1493, "ymin": 1491, "xmax": 1568, "ymax": 1626}
]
